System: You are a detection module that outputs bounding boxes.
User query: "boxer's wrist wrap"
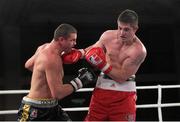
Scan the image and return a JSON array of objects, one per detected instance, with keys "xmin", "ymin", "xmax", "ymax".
[
  {"xmin": 69, "ymin": 78, "xmax": 83, "ymax": 92},
  {"xmin": 69, "ymin": 68, "xmax": 96, "ymax": 92}
]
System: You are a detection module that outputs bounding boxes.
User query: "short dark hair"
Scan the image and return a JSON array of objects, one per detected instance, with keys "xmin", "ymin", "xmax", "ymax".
[
  {"xmin": 117, "ymin": 9, "xmax": 138, "ymax": 28},
  {"xmin": 54, "ymin": 23, "xmax": 77, "ymax": 40}
]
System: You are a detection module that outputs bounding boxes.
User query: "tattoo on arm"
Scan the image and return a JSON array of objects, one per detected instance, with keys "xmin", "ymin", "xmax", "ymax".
[{"xmin": 132, "ymin": 54, "xmax": 145, "ymax": 65}]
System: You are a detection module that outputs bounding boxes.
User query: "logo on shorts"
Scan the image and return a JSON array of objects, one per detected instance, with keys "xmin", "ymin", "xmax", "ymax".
[
  {"xmin": 125, "ymin": 114, "xmax": 135, "ymax": 121},
  {"xmin": 110, "ymin": 83, "xmax": 116, "ymax": 87},
  {"xmin": 30, "ymin": 109, "xmax": 38, "ymax": 118}
]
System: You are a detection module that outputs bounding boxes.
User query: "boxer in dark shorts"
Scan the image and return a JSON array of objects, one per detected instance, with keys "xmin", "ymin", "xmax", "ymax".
[
  {"xmin": 17, "ymin": 24, "xmax": 96, "ymax": 121},
  {"xmin": 18, "ymin": 97, "xmax": 71, "ymax": 121}
]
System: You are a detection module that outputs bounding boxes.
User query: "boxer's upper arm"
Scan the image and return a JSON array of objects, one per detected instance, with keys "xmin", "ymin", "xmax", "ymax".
[
  {"xmin": 25, "ymin": 55, "xmax": 35, "ymax": 71},
  {"xmin": 110, "ymin": 49, "xmax": 146, "ymax": 82},
  {"xmin": 45, "ymin": 56, "xmax": 63, "ymax": 98},
  {"xmin": 121, "ymin": 50, "xmax": 146, "ymax": 79},
  {"xmin": 25, "ymin": 43, "xmax": 48, "ymax": 71}
]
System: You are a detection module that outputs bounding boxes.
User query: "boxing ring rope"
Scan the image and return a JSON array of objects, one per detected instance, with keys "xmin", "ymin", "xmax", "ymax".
[{"xmin": 1, "ymin": 85, "xmax": 180, "ymax": 121}]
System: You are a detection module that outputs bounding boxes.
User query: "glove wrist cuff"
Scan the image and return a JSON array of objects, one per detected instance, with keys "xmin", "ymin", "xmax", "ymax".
[
  {"xmin": 70, "ymin": 78, "xmax": 83, "ymax": 91},
  {"xmin": 101, "ymin": 63, "xmax": 112, "ymax": 74},
  {"xmin": 79, "ymin": 49, "xmax": 85, "ymax": 59}
]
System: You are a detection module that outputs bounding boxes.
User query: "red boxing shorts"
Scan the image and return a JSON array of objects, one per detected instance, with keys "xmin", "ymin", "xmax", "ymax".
[{"xmin": 85, "ymin": 88, "xmax": 136, "ymax": 121}]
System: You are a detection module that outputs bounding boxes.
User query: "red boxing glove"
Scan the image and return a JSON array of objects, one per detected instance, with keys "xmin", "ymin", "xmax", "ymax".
[
  {"xmin": 62, "ymin": 49, "xmax": 85, "ymax": 64},
  {"xmin": 85, "ymin": 47, "xmax": 112, "ymax": 74}
]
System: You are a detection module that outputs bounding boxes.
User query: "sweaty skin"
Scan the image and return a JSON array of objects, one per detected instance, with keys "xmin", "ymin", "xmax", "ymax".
[
  {"xmin": 85, "ymin": 10, "xmax": 147, "ymax": 121},
  {"xmin": 25, "ymin": 33, "xmax": 77, "ymax": 100},
  {"xmin": 88, "ymin": 22, "xmax": 147, "ymax": 82}
]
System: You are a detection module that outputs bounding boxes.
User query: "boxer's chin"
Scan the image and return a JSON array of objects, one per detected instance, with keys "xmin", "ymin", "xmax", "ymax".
[{"xmin": 64, "ymin": 48, "xmax": 72, "ymax": 53}]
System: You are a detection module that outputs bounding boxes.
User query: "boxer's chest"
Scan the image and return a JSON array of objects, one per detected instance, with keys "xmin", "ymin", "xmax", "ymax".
[{"xmin": 105, "ymin": 40, "xmax": 133, "ymax": 63}]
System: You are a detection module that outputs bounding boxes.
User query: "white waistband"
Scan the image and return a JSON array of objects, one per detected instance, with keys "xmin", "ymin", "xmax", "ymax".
[
  {"xmin": 96, "ymin": 76, "xmax": 136, "ymax": 92},
  {"xmin": 22, "ymin": 96, "xmax": 58, "ymax": 108}
]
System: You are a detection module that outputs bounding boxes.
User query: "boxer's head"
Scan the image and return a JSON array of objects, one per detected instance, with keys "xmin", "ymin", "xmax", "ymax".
[
  {"xmin": 117, "ymin": 9, "xmax": 138, "ymax": 42},
  {"xmin": 117, "ymin": 9, "xmax": 138, "ymax": 29},
  {"xmin": 54, "ymin": 23, "xmax": 77, "ymax": 52}
]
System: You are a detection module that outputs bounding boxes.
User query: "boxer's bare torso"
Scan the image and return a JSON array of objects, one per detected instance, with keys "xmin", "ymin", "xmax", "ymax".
[{"xmin": 93, "ymin": 28, "xmax": 147, "ymax": 82}]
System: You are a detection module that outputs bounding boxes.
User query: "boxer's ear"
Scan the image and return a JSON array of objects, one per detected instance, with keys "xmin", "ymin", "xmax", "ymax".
[{"xmin": 56, "ymin": 37, "xmax": 64, "ymax": 42}]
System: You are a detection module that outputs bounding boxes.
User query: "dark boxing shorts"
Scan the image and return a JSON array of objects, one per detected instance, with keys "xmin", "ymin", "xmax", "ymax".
[{"xmin": 17, "ymin": 96, "xmax": 71, "ymax": 121}]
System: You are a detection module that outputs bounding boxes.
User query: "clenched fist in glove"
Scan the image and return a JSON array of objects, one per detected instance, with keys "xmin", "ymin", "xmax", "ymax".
[
  {"xmin": 69, "ymin": 68, "xmax": 97, "ymax": 91},
  {"xmin": 61, "ymin": 49, "xmax": 85, "ymax": 64},
  {"xmin": 85, "ymin": 47, "xmax": 112, "ymax": 74}
]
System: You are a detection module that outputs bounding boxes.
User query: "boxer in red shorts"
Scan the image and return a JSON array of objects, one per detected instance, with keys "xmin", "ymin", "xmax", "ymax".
[
  {"xmin": 84, "ymin": 9, "xmax": 147, "ymax": 121},
  {"xmin": 61, "ymin": 9, "xmax": 147, "ymax": 121}
]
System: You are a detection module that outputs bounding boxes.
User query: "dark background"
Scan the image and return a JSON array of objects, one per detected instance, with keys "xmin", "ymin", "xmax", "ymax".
[{"xmin": 0, "ymin": 0, "xmax": 180, "ymax": 121}]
